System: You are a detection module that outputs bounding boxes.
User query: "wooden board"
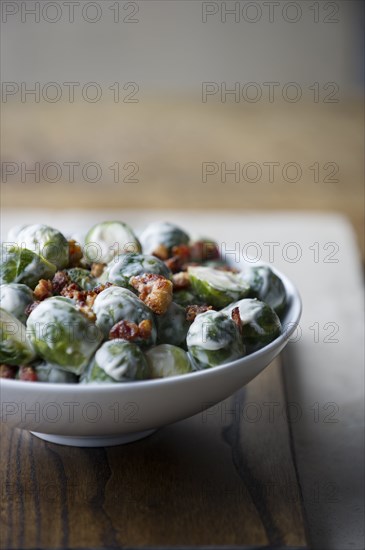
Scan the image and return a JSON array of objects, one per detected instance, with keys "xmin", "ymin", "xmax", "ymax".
[{"xmin": 0, "ymin": 358, "xmax": 307, "ymax": 549}]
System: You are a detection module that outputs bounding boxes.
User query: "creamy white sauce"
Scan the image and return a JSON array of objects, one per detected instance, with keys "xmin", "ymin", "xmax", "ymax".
[{"xmin": 187, "ymin": 311, "xmax": 233, "ymax": 350}]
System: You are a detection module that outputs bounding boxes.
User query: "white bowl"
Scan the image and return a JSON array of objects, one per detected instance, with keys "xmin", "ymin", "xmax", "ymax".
[{"xmin": 0, "ymin": 269, "xmax": 301, "ymax": 447}]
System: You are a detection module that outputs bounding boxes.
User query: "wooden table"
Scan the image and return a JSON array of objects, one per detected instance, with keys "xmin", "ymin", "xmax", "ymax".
[
  {"xmin": 1, "ymin": 210, "xmax": 364, "ymax": 550},
  {"xmin": 1, "ymin": 358, "xmax": 308, "ymax": 549}
]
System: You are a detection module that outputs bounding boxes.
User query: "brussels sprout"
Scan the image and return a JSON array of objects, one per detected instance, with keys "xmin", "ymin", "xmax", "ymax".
[
  {"xmin": 187, "ymin": 310, "xmax": 244, "ymax": 369},
  {"xmin": 27, "ymin": 297, "xmax": 103, "ymax": 374},
  {"xmin": 93, "ymin": 286, "xmax": 156, "ymax": 345},
  {"xmin": 84, "ymin": 221, "xmax": 141, "ymax": 264},
  {"xmin": 13, "ymin": 224, "xmax": 69, "ymax": 270},
  {"xmin": 0, "ymin": 245, "xmax": 56, "ymax": 289},
  {"xmin": 102, "ymin": 253, "xmax": 172, "ymax": 289},
  {"xmin": 35, "ymin": 362, "xmax": 79, "ymax": 383},
  {"xmin": 242, "ymin": 266, "xmax": 287, "ymax": 316},
  {"xmin": 66, "ymin": 268, "xmax": 97, "ymax": 290},
  {"xmin": 146, "ymin": 344, "xmax": 193, "ymax": 378},
  {"xmin": 224, "ymin": 298, "xmax": 281, "ymax": 354},
  {"xmin": 188, "ymin": 266, "xmax": 250, "ymax": 309},
  {"xmin": 156, "ymin": 302, "xmax": 190, "ymax": 347},
  {"xmin": 0, "ymin": 283, "xmax": 34, "ymax": 323},
  {"xmin": 139, "ymin": 222, "xmax": 189, "ymax": 255},
  {"xmin": 0, "ymin": 309, "xmax": 36, "ymax": 366},
  {"xmin": 173, "ymin": 288, "xmax": 201, "ymax": 308},
  {"xmin": 82, "ymin": 339, "xmax": 150, "ymax": 383}
]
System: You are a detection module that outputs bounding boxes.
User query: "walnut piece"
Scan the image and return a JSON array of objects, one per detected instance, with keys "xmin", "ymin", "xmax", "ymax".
[{"xmin": 129, "ymin": 274, "xmax": 173, "ymax": 315}]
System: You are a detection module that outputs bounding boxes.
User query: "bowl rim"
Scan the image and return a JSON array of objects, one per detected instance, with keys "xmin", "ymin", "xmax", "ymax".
[{"xmin": 0, "ymin": 266, "xmax": 302, "ymax": 392}]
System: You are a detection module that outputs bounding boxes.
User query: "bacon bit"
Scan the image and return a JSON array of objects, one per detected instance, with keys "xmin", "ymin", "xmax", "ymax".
[
  {"xmin": 61, "ymin": 282, "xmax": 85, "ymax": 301},
  {"xmin": 93, "ymin": 282, "xmax": 114, "ymax": 295},
  {"xmin": 172, "ymin": 244, "xmax": 191, "ymax": 262},
  {"xmin": 231, "ymin": 307, "xmax": 243, "ymax": 335},
  {"xmin": 109, "ymin": 319, "xmax": 152, "ymax": 341},
  {"xmin": 189, "ymin": 241, "xmax": 220, "ymax": 262},
  {"xmin": 33, "ymin": 279, "xmax": 53, "ymax": 301},
  {"xmin": 19, "ymin": 365, "xmax": 38, "ymax": 382},
  {"xmin": 186, "ymin": 304, "xmax": 214, "ymax": 322},
  {"xmin": 0, "ymin": 364, "xmax": 18, "ymax": 379},
  {"xmin": 25, "ymin": 301, "xmax": 41, "ymax": 316},
  {"xmin": 91, "ymin": 263, "xmax": 106, "ymax": 278},
  {"xmin": 152, "ymin": 244, "xmax": 169, "ymax": 261},
  {"xmin": 172, "ymin": 271, "xmax": 190, "ymax": 290},
  {"xmin": 52, "ymin": 270, "xmax": 71, "ymax": 294},
  {"xmin": 165, "ymin": 244, "xmax": 191, "ymax": 273},
  {"xmin": 165, "ymin": 256, "xmax": 183, "ymax": 273},
  {"xmin": 68, "ymin": 239, "xmax": 83, "ymax": 267},
  {"xmin": 129, "ymin": 274, "xmax": 173, "ymax": 315}
]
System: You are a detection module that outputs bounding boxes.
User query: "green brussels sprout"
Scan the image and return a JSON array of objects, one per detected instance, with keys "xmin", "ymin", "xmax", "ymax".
[
  {"xmin": 139, "ymin": 222, "xmax": 189, "ymax": 255},
  {"xmin": 13, "ymin": 224, "xmax": 69, "ymax": 269},
  {"xmin": 156, "ymin": 302, "xmax": 190, "ymax": 347},
  {"xmin": 146, "ymin": 344, "xmax": 193, "ymax": 378},
  {"xmin": 66, "ymin": 268, "xmax": 97, "ymax": 290},
  {"xmin": 0, "ymin": 283, "xmax": 34, "ymax": 323},
  {"xmin": 93, "ymin": 286, "xmax": 156, "ymax": 345},
  {"xmin": 101, "ymin": 253, "xmax": 172, "ymax": 289},
  {"xmin": 188, "ymin": 266, "xmax": 250, "ymax": 309},
  {"xmin": 81, "ymin": 339, "xmax": 150, "ymax": 383},
  {"xmin": 173, "ymin": 288, "xmax": 201, "ymax": 308},
  {"xmin": 0, "ymin": 308, "xmax": 36, "ymax": 366},
  {"xmin": 35, "ymin": 362, "xmax": 79, "ymax": 383},
  {"xmin": 26, "ymin": 297, "xmax": 103, "ymax": 374},
  {"xmin": 186, "ymin": 310, "xmax": 244, "ymax": 369},
  {"xmin": 84, "ymin": 221, "xmax": 141, "ymax": 264},
  {"xmin": 223, "ymin": 298, "xmax": 282, "ymax": 354},
  {"xmin": 242, "ymin": 266, "xmax": 287, "ymax": 316},
  {"xmin": 0, "ymin": 245, "xmax": 56, "ymax": 289}
]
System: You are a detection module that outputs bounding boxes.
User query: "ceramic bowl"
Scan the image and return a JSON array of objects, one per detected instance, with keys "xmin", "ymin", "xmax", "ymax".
[{"xmin": 0, "ymin": 268, "xmax": 301, "ymax": 447}]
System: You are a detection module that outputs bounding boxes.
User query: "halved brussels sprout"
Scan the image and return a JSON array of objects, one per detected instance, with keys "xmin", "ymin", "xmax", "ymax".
[
  {"xmin": 84, "ymin": 221, "xmax": 141, "ymax": 264},
  {"xmin": 0, "ymin": 308, "xmax": 36, "ymax": 366},
  {"xmin": 12, "ymin": 224, "xmax": 69, "ymax": 270},
  {"xmin": 139, "ymin": 222, "xmax": 189, "ymax": 255},
  {"xmin": 101, "ymin": 253, "xmax": 172, "ymax": 288},
  {"xmin": 0, "ymin": 245, "xmax": 56, "ymax": 289},
  {"xmin": 188, "ymin": 266, "xmax": 250, "ymax": 308},
  {"xmin": 223, "ymin": 298, "xmax": 281, "ymax": 354},
  {"xmin": 66, "ymin": 268, "xmax": 97, "ymax": 290},
  {"xmin": 187, "ymin": 310, "xmax": 244, "ymax": 369},
  {"xmin": 0, "ymin": 283, "xmax": 34, "ymax": 323},
  {"xmin": 27, "ymin": 297, "xmax": 103, "ymax": 374},
  {"xmin": 242, "ymin": 266, "xmax": 287, "ymax": 316},
  {"xmin": 81, "ymin": 339, "xmax": 150, "ymax": 383},
  {"xmin": 35, "ymin": 361, "xmax": 79, "ymax": 383},
  {"xmin": 146, "ymin": 344, "xmax": 193, "ymax": 378},
  {"xmin": 93, "ymin": 286, "xmax": 156, "ymax": 345},
  {"xmin": 156, "ymin": 302, "xmax": 190, "ymax": 347}
]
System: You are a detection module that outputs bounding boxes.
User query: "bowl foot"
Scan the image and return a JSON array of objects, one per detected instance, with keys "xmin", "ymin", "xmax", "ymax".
[{"xmin": 30, "ymin": 429, "xmax": 156, "ymax": 447}]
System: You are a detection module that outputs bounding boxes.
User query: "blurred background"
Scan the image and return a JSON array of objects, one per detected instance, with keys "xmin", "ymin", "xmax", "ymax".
[{"xmin": 1, "ymin": 0, "xmax": 364, "ymax": 255}]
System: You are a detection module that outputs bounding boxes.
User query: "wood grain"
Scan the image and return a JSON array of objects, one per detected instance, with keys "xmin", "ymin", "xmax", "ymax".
[{"xmin": 0, "ymin": 358, "xmax": 307, "ymax": 549}]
